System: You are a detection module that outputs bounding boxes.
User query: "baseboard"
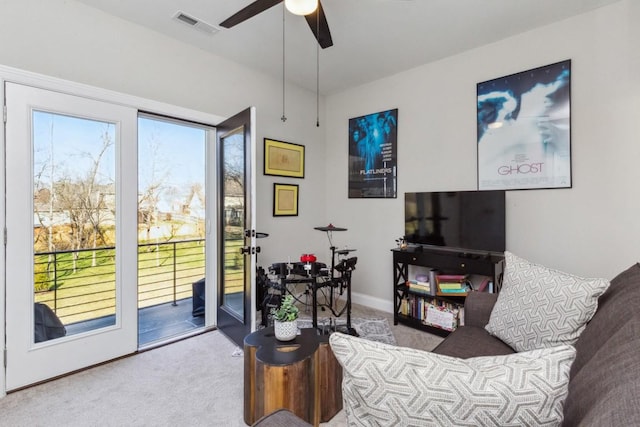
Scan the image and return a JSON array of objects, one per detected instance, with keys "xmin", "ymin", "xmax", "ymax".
[{"xmin": 351, "ymin": 291, "xmax": 393, "ymax": 314}]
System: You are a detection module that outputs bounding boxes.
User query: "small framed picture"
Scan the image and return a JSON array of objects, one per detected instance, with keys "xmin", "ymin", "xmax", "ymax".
[
  {"xmin": 264, "ymin": 138, "xmax": 305, "ymax": 178},
  {"xmin": 273, "ymin": 183, "xmax": 299, "ymax": 216}
]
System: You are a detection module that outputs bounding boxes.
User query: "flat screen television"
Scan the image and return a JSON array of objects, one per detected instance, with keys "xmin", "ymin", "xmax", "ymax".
[{"xmin": 404, "ymin": 190, "xmax": 506, "ymax": 253}]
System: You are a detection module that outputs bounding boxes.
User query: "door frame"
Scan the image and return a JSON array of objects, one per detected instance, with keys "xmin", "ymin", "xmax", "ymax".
[
  {"xmin": 0, "ymin": 64, "xmax": 226, "ymax": 396},
  {"xmin": 137, "ymin": 112, "xmax": 216, "ymax": 347}
]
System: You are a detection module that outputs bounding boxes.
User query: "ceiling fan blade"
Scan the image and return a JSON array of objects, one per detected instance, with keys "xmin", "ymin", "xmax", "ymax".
[
  {"xmin": 219, "ymin": 0, "xmax": 283, "ymax": 28},
  {"xmin": 304, "ymin": 0, "xmax": 333, "ymax": 49}
]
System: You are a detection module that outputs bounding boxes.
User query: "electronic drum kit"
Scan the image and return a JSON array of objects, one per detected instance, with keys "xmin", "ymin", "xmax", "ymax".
[{"xmin": 258, "ymin": 224, "xmax": 358, "ymax": 335}]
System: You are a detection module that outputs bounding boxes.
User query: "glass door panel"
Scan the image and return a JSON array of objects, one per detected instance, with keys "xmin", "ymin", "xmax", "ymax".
[
  {"xmin": 32, "ymin": 111, "xmax": 117, "ymax": 339},
  {"xmin": 221, "ymin": 130, "xmax": 245, "ymax": 319}
]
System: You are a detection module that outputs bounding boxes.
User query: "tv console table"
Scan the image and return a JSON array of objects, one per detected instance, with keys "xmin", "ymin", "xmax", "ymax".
[{"xmin": 392, "ymin": 246, "xmax": 505, "ymax": 337}]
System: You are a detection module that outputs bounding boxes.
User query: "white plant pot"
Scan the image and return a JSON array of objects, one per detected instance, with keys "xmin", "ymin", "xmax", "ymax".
[{"xmin": 274, "ymin": 319, "xmax": 298, "ymax": 341}]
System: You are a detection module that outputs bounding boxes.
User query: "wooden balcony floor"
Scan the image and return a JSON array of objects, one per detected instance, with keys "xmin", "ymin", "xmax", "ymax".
[{"xmin": 64, "ymin": 297, "xmax": 206, "ymax": 346}]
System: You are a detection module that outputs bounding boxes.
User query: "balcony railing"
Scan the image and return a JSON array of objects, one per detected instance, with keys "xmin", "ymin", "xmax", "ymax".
[
  {"xmin": 34, "ymin": 239, "xmax": 211, "ymax": 325},
  {"xmin": 138, "ymin": 239, "xmax": 206, "ymax": 309}
]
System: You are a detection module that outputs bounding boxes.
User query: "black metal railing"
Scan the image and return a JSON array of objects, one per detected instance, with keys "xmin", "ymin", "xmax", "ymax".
[
  {"xmin": 138, "ymin": 239, "xmax": 206, "ymax": 309},
  {"xmin": 34, "ymin": 237, "xmax": 245, "ymax": 325},
  {"xmin": 35, "ymin": 247, "xmax": 119, "ymax": 324},
  {"xmin": 34, "ymin": 239, "xmax": 206, "ymax": 324}
]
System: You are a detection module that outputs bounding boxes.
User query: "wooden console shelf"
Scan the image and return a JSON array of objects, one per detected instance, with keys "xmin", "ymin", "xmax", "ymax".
[{"xmin": 392, "ymin": 246, "xmax": 504, "ymax": 337}]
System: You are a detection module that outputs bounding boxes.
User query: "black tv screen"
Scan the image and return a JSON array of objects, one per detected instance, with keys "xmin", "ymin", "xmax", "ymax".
[{"xmin": 404, "ymin": 191, "xmax": 506, "ymax": 253}]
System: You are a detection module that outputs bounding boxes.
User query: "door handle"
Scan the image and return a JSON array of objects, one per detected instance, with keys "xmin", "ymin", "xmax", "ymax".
[{"xmin": 240, "ymin": 246, "xmax": 257, "ymax": 255}]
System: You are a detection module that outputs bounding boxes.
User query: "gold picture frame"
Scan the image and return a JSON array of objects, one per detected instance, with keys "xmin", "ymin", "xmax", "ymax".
[
  {"xmin": 264, "ymin": 138, "xmax": 305, "ymax": 178},
  {"xmin": 273, "ymin": 183, "xmax": 299, "ymax": 216}
]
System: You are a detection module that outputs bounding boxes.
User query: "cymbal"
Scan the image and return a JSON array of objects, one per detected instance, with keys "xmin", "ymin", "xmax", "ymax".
[
  {"xmin": 256, "ymin": 232, "xmax": 269, "ymax": 239},
  {"xmin": 314, "ymin": 223, "xmax": 347, "ymax": 232},
  {"xmin": 337, "ymin": 249, "xmax": 357, "ymax": 255}
]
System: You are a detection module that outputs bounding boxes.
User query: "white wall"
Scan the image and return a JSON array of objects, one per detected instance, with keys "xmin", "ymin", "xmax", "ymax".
[
  {"xmin": 2, "ymin": 0, "xmax": 638, "ymax": 356},
  {"xmin": 0, "ymin": 0, "xmax": 330, "ymax": 273},
  {"xmin": 0, "ymin": 0, "xmax": 331, "ymax": 395},
  {"xmin": 325, "ymin": 0, "xmax": 640, "ymax": 310}
]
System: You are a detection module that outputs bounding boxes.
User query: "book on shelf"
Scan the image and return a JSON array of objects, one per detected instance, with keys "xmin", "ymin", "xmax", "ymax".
[
  {"xmin": 437, "ymin": 281, "xmax": 472, "ymax": 296},
  {"xmin": 401, "ymin": 294, "xmax": 462, "ymax": 327},
  {"xmin": 407, "ymin": 280, "xmax": 433, "ymax": 295},
  {"xmin": 438, "ymin": 287, "xmax": 470, "ymax": 294},
  {"xmin": 424, "ymin": 303, "xmax": 459, "ymax": 332},
  {"xmin": 438, "ymin": 282, "xmax": 467, "ymax": 290},
  {"xmin": 435, "ymin": 275, "xmax": 496, "ymax": 294},
  {"xmin": 437, "ymin": 274, "xmax": 468, "ymax": 281},
  {"xmin": 436, "ymin": 274, "xmax": 469, "ymax": 287}
]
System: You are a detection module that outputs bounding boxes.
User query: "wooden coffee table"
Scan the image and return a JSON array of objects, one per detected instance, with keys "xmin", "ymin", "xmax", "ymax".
[{"xmin": 244, "ymin": 327, "xmax": 343, "ymax": 426}]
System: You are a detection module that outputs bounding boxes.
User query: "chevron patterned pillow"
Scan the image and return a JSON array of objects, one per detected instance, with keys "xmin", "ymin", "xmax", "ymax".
[
  {"xmin": 486, "ymin": 252, "xmax": 609, "ymax": 352},
  {"xmin": 329, "ymin": 333, "xmax": 575, "ymax": 427}
]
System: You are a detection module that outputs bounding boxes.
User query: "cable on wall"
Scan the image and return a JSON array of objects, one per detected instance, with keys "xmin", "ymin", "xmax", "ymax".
[
  {"xmin": 281, "ymin": 5, "xmax": 287, "ymax": 122},
  {"xmin": 315, "ymin": 9, "xmax": 320, "ymax": 127}
]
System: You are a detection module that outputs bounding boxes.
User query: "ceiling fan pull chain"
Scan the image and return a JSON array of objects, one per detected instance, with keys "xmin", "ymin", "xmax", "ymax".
[
  {"xmin": 316, "ymin": 8, "xmax": 320, "ymax": 127},
  {"xmin": 281, "ymin": 5, "xmax": 287, "ymax": 123}
]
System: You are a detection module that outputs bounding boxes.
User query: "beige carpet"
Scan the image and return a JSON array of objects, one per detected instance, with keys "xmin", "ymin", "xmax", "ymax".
[{"xmin": 0, "ymin": 304, "xmax": 442, "ymax": 426}]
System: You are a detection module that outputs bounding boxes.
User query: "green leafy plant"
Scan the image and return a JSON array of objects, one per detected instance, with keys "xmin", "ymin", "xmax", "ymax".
[{"xmin": 271, "ymin": 294, "xmax": 299, "ymax": 322}]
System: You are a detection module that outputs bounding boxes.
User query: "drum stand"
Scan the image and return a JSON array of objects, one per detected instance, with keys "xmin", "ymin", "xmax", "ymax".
[
  {"xmin": 261, "ymin": 225, "xmax": 359, "ymax": 336},
  {"xmin": 313, "ymin": 225, "xmax": 358, "ymax": 336}
]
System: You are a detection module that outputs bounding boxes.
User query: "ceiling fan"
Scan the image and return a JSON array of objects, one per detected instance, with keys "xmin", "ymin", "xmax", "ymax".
[{"xmin": 219, "ymin": 0, "xmax": 333, "ymax": 49}]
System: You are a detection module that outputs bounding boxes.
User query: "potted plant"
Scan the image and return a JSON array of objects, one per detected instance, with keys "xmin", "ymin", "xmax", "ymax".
[{"xmin": 271, "ymin": 294, "xmax": 299, "ymax": 341}]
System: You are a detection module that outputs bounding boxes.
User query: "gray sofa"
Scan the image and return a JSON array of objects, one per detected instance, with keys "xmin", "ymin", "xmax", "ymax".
[
  {"xmin": 254, "ymin": 263, "xmax": 640, "ymax": 426},
  {"xmin": 433, "ymin": 262, "xmax": 640, "ymax": 426}
]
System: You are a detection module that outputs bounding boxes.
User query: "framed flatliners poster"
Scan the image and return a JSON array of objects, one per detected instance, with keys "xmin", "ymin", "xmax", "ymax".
[
  {"xmin": 477, "ymin": 60, "xmax": 572, "ymax": 190},
  {"xmin": 348, "ymin": 108, "xmax": 398, "ymax": 198}
]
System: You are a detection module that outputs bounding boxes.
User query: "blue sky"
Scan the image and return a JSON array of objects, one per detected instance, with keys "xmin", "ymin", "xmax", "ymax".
[
  {"xmin": 33, "ymin": 112, "xmax": 207, "ymax": 191},
  {"xmin": 33, "ymin": 111, "xmax": 116, "ymax": 185},
  {"xmin": 138, "ymin": 116, "xmax": 206, "ymax": 189}
]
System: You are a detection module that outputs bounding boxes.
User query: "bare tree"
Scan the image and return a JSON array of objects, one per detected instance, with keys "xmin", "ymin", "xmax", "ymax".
[
  {"xmin": 223, "ymin": 140, "xmax": 245, "ymax": 189},
  {"xmin": 53, "ymin": 127, "xmax": 115, "ymax": 271},
  {"xmin": 33, "ymin": 116, "xmax": 57, "ymax": 285},
  {"xmin": 138, "ymin": 132, "xmax": 170, "ymax": 245}
]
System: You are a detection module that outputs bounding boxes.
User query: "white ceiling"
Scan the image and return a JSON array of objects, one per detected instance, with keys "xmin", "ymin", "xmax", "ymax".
[{"xmin": 76, "ymin": 0, "xmax": 620, "ymax": 95}]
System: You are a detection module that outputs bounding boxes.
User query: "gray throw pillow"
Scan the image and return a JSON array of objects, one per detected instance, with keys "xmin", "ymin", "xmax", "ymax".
[
  {"xmin": 486, "ymin": 251, "xmax": 609, "ymax": 352},
  {"xmin": 330, "ymin": 332, "xmax": 576, "ymax": 427}
]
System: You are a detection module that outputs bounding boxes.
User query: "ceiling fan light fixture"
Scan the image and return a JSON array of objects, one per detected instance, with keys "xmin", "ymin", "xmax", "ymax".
[{"xmin": 284, "ymin": 0, "xmax": 318, "ymax": 16}]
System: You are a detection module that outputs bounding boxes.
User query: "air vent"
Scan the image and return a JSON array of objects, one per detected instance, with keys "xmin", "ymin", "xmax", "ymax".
[{"xmin": 173, "ymin": 11, "xmax": 220, "ymax": 35}]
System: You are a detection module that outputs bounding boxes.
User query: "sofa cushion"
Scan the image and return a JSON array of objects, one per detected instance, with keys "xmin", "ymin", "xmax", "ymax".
[
  {"xmin": 432, "ymin": 325, "xmax": 514, "ymax": 358},
  {"xmin": 485, "ymin": 252, "xmax": 609, "ymax": 352},
  {"xmin": 563, "ymin": 320, "xmax": 640, "ymax": 426},
  {"xmin": 570, "ymin": 262, "xmax": 640, "ymax": 376},
  {"xmin": 329, "ymin": 332, "xmax": 576, "ymax": 427},
  {"xmin": 562, "ymin": 263, "xmax": 640, "ymax": 426},
  {"xmin": 461, "ymin": 291, "xmax": 499, "ymax": 328}
]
